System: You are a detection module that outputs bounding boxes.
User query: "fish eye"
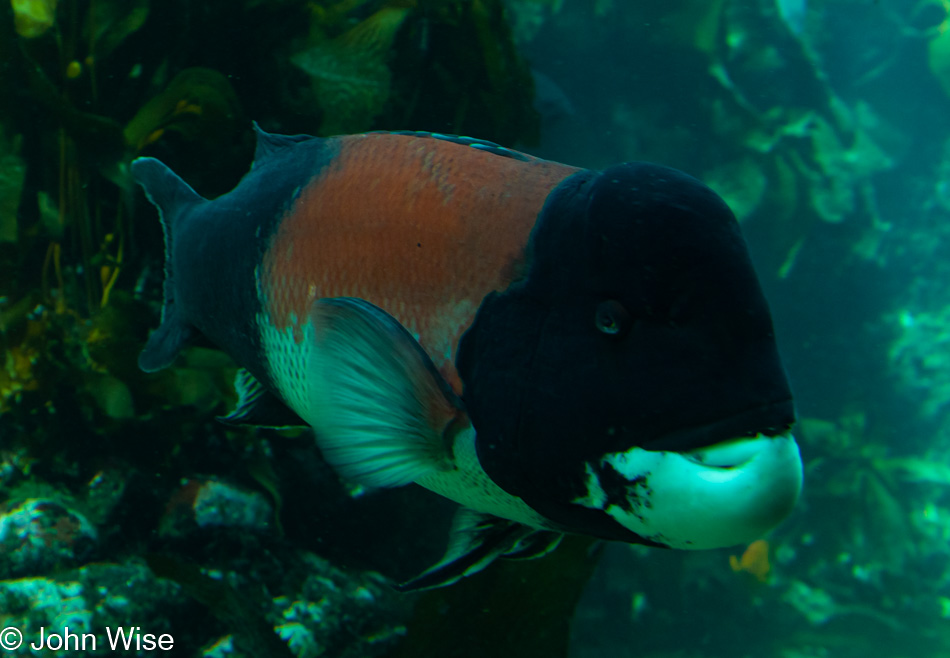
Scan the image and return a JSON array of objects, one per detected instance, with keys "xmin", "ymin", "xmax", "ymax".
[{"xmin": 595, "ymin": 300, "xmax": 631, "ymax": 338}]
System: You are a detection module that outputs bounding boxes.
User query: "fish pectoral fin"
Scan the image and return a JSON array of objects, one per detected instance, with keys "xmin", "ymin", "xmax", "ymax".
[
  {"xmin": 218, "ymin": 368, "xmax": 308, "ymax": 429},
  {"xmin": 308, "ymin": 297, "xmax": 463, "ymax": 488},
  {"xmin": 396, "ymin": 508, "xmax": 543, "ymax": 592}
]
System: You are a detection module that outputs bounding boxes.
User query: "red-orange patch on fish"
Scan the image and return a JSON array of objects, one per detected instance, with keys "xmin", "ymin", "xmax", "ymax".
[{"xmin": 261, "ymin": 134, "xmax": 578, "ymax": 392}]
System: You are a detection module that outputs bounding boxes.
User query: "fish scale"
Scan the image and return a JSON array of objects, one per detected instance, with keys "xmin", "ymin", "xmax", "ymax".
[{"xmin": 258, "ymin": 132, "xmax": 578, "ymax": 391}]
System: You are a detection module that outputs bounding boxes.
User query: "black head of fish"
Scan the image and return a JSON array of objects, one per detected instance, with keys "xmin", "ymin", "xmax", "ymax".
[{"xmin": 456, "ymin": 162, "xmax": 796, "ymax": 543}]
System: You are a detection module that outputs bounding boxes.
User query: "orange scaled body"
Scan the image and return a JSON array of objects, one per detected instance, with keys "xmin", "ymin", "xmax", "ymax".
[{"xmin": 261, "ymin": 134, "xmax": 578, "ymax": 391}]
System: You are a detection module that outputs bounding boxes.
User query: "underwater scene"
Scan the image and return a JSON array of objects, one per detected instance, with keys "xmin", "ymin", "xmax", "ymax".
[{"xmin": 0, "ymin": 0, "xmax": 947, "ymax": 656}]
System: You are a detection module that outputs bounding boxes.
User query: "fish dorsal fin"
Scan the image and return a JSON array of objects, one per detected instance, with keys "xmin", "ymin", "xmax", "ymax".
[
  {"xmin": 218, "ymin": 368, "xmax": 308, "ymax": 429},
  {"xmin": 378, "ymin": 130, "xmax": 532, "ymax": 162},
  {"xmin": 307, "ymin": 297, "xmax": 462, "ymax": 488},
  {"xmin": 251, "ymin": 122, "xmax": 319, "ymax": 168},
  {"xmin": 397, "ymin": 508, "xmax": 557, "ymax": 591}
]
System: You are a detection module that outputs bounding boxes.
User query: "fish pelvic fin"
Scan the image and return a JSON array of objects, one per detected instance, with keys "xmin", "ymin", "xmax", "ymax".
[
  {"xmin": 397, "ymin": 508, "xmax": 563, "ymax": 591},
  {"xmin": 307, "ymin": 297, "xmax": 463, "ymax": 488},
  {"xmin": 219, "ymin": 368, "xmax": 308, "ymax": 429},
  {"xmin": 131, "ymin": 157, "xmax": 206, "ymax": 372}
]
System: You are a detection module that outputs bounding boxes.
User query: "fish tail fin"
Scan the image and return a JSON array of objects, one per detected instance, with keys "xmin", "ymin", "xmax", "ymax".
[{"xmin": 131, "ymin": 157, "xmax": 206, "ymax": 372}]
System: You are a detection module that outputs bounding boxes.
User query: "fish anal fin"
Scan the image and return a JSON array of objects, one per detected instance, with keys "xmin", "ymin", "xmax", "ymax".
[
  {"xmin": 501, "ymin": 531, "xmax": 564, "ymax": 561},
  {"xmin": 218, "ymin": 368, "xmax": 307, "ymax": 429},
  {"xmin": 138, "ymin": 308, "xmax": 193, "ymax": 373},
  {"xmin": 307, "ymin": 297, "xmax": 463, "ymax": 488},
  {"xmin": 396, "ymin": 508, "xmax": 555, "ymax": 592}
]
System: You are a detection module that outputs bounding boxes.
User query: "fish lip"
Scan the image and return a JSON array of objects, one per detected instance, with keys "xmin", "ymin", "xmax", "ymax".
[
  {"xmin": 598, "ymin": 432, "xmax": 803, "ymax": 549},
  {"xmin": 639, "ymin": 398, "xmax": 796, "ymax": 454},
  {"xmin": 684, "ymin": 434, "xmax": 783, "ymax": 468}
]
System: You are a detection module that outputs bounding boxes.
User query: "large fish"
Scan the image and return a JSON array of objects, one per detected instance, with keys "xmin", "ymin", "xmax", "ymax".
[{"xmin": 132, "ymin": 124, "xmax": 802, "ymax": 590}]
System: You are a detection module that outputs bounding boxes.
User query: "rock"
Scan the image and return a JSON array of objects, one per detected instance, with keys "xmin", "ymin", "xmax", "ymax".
[
  {"xmin": 0, "ymin": 561, "xmax": 188, "ymax": 656},
  {"xmin": 161, "ymin": 478, "xmax": 273, "ymax": 537},
  {"xmin": 141, "ymin": 549, "xmax": 410, "ymax": 657},
  {"xmin": 0, "ymin": 498, "xmax": 97, "ymax": 578},
  {"xmin": 268, "ymin": 552, "xmax": 408, "ymax": 658}
]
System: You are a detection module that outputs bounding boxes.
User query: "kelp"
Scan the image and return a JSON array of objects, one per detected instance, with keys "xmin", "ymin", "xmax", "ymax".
[
  {"xmin": 11, "ymin": 0, "xmax": 57, "ymax": 38},
  {"xmin": 0, "ymin": 0, "xmax": 541, "ymax": 454},
  {"xmin": 798, "ymin": 414, "xmax": 916, "ymax": 574},
  {"xmin": 918, "ymin": 0, "xmax": 950, "ymax": 97},
  {"xmin": 0, "ymin": 127, "xmax": 25, "ymax": 244},
  {"xmin": 87, "ymin": 0, "xmax": 149, "ymax": 62},
  {"xmin": 0, "ymin": 0, "xmax": 548, "ymax": 653},
  {"xmin": 661, "ymin": 0, "xmax": 897, "ymax": 272},
  {"xmin": 124, "ymin": 67, "xmax": 248, "ymax": 196},
  {"xmin": 125, "ymin": 68, "xmax": 243, "ymax": 153},
  {"xmin": 0, "ymin": 0, "xmax": 533, "ymax": 428},
  {"xmin": 292, "ymin": 7, "xmax": 412, "ymax": 135},
  {"xmin": 383, "ymin": 0, "xmax": 539, "ymax": 145},
  {"xmin": 284, "ymin": 0, "xmax": 539, "ymax": 144}
]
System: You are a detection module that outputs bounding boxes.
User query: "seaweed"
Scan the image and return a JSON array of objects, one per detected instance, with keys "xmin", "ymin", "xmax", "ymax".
[
  {"xmin": 292, "ymin": 7, "xmax": 412, "ymax": 135},
  {"xmin": 10, "ymin": 2, "xmax": 944, "ymax": 657}
]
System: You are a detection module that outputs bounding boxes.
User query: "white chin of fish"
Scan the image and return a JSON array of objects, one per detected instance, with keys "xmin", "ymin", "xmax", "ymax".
[{"xmin": 600, "ymin": 432, "xmax": 802, "ymax": 549}]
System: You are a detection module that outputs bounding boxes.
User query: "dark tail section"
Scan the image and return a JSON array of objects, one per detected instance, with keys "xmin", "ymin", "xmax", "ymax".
[{"xmin": 131, "ymin": 157, "xmax": 206, "ymax": 372}]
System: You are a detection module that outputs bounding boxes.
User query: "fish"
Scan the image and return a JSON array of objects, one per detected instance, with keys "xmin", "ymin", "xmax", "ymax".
[
  {"xmin": 729, "ymin": 538, "xmax": 771, "ymax": 582},
  {"xmin": 131, "ymin": 123, "xmax": 803, "ymax": 590}
]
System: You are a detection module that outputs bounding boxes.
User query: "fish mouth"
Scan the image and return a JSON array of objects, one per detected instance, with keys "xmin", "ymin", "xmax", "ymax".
[
  {"xmin": 639, "ymin": 399, "xmax": 796, "ymax": 453},
  {"xmin": 598, "ymin": 432, "xmax": 802, "ymax": 549}
]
